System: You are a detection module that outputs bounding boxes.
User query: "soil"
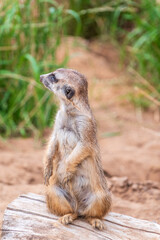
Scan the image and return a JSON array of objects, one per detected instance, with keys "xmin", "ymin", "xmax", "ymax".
[{"xmin": 0, "ymin": 38, "xmax": 160, "ymax": 228}]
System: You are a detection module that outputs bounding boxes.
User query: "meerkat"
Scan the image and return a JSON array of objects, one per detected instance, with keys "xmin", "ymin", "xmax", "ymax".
[{"xmin": 40, "ymin": 68, "xmax": 111, "ymax": 230}]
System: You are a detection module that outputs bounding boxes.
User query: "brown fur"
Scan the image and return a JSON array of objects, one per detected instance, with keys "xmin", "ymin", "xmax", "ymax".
[{"xmin": 40, "ymin": 68, "xmax": 111, "ymax": 230}]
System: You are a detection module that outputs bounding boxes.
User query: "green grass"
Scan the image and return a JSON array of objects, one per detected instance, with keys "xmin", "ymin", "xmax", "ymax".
[
  {"xmin": 67, "ymin": 0, "xmax": 160, "ymax": 107},
  {"xmin": 126, "ymin": 0, "xmax": 160, "ymax": 99},
  {"xmin": 0, "ymin": 0, "xmax": 71, "ymax": 137}
]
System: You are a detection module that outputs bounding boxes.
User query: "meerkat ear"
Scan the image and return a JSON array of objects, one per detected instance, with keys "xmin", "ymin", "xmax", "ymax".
[{"xmin": 64, "ymin": 86, "xmax": 75, "ymax": 99}]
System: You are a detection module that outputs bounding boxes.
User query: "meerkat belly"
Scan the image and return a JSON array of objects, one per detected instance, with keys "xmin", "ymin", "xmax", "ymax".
[
  {"xmin": 72, "ymin": 157, "xmax": 93, "ymax": 197},
  {"xmin": 56, "ymin": 128, "xmax": 78, "ymax": 179}
]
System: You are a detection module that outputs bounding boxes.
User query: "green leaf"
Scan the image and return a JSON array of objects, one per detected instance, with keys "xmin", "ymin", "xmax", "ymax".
[{"xmin": 24, "ymin": 54, "xmax": 40, "ymax": 82}]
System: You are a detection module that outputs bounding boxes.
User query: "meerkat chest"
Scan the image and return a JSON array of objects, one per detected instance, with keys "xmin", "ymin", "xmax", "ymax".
[
  {"xmin": 55, "ymin": 110, "xmax": 78, "ymax": 156},
  {"xmin": 57, "ymin": 127, "xmax": 78, "ymax": 151}
]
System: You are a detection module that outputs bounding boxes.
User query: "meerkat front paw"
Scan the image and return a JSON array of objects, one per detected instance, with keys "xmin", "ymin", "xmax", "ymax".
[{"xmin": 62, "ymin": 171, "xmax": 73, "ymax": 187}]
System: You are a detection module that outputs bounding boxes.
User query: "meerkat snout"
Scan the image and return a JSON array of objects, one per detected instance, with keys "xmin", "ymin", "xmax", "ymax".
[
  {"xmin": 40, "ymin": 73, "xmax": 58, "ymax": 84},
  {"xmin": 40, "ymin": 75, "xmax": 45, "ymax": 82},
  {"xmin": 40, "ymin": 72, "xmax": 60, "ymax": 94}
]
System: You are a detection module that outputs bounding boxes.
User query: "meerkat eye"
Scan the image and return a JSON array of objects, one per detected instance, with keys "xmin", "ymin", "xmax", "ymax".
[
  {"xmin": 66, "ymin": 89, "xmax": 70, "ymax": 94},
  {"xmin": 64, "ymin": 86, "xmax": 75, "ymax": 99},
  {"xmin": 49, "ymin": 74, "xmax": 58, "ymax": 83}
]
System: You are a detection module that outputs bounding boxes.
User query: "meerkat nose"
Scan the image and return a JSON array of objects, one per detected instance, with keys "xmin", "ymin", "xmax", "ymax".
[{"xmin": 40, "ymin": 75, "xmax": 44, "ymax": 82}]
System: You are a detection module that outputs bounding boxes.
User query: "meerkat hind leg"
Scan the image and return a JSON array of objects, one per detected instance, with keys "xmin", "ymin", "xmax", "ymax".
[
  {"xmin": 87, "ymin": 217, "xmax": 104, "ymax": 230},
  {"xmin": 59, "ymin": 213, "xmax": 77, "ymax": 225},
  {"xmin": 47, "ymin": 184, "xmax": 75, "ymax": 216}
]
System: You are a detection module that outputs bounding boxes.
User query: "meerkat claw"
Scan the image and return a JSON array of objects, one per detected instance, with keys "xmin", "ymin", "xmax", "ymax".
[
  {"xmin": 62, "ymin": 172, "xmax": 73, "ymax": 187},
  {"xmin": 89, "ymin": 218, "xmax": 104, "ymax": 231},
  {"xmin": 59, "ymin": 214, "xmax": 74, "ymax": 225},
  {"xmin": 44, "ymin": 177, "xmax": 48, "ymax": 186},
  {"xmin": 44, "ymin": 172, "xmax": 51, "ymax": 186}
]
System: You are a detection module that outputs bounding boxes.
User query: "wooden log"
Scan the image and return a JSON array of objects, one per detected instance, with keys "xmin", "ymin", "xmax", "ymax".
[{"xmin": 1, "ymin": 193, "xmax": 160, "ymax": 240}]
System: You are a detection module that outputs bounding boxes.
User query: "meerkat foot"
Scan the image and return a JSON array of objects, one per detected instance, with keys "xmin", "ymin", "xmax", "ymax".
[
  {"xmin": 59, "ymin": 213, "xmax": 77, "ymax": 225},
  {"xmin": 87, "ymin": 218, "xmax": 104, "ymax": 230}
]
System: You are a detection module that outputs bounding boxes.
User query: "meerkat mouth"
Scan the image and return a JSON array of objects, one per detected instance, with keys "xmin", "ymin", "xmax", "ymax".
[
  {"xmin": 42, "ymin": 79, "xmax": 52, "ymax": 92},
  {"xmin": 40, "ymin": 75, "xmax": 52, "ymax": 91},
  {"xmin": 44, "ymin": 80, "xmax": 51, "ymax": 90}
]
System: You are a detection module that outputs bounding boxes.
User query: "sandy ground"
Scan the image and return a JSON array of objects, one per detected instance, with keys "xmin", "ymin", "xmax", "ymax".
[{"xmin": 0, "ymin": 38, "xmax": 160, "ymax": 229}]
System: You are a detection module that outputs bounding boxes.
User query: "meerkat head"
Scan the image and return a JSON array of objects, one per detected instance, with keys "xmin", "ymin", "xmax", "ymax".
[{"xmin": 40, "ymin": 68, "xmax": 88, "ymax": 106}]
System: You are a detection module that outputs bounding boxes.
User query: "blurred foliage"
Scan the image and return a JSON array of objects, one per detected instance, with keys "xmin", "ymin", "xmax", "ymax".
[
  {"xmin": 67, "ymin": 0, "xmax": 160, "ymax": 108},
  {"xmin": 125, "ymin": 0, "xmax": 160, "ymax": 107},
  {"xmin": 0, "ymin": 0, "xmax": 160, "ymax": 137},
  {"xmin": 67, "ymin": 0, "xmax": 136, "ymax": 39},
  {"xmin": 0, "ymin": 0, "xmax": 68, "ymax": 137}
]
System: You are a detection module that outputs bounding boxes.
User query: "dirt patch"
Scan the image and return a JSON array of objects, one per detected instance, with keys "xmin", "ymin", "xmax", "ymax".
[{"xmin": 0, "ymin": 38, "xmax": 160, "ymax": 227}]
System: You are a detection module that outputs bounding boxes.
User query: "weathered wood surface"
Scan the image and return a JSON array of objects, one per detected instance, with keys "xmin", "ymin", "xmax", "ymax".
[{"xmin": 1, "ymin": 193, "xmax": 160, "ymax": 240}]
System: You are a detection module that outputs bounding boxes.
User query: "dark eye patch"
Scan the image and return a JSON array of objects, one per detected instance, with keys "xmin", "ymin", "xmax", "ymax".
[
  {"xmin": 63, "ymin": 85, "xmax": 75, "ymax": 99},
  {"xmin": 49, "ymin": 74, "xmax": 58, "ymax": 83}
]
